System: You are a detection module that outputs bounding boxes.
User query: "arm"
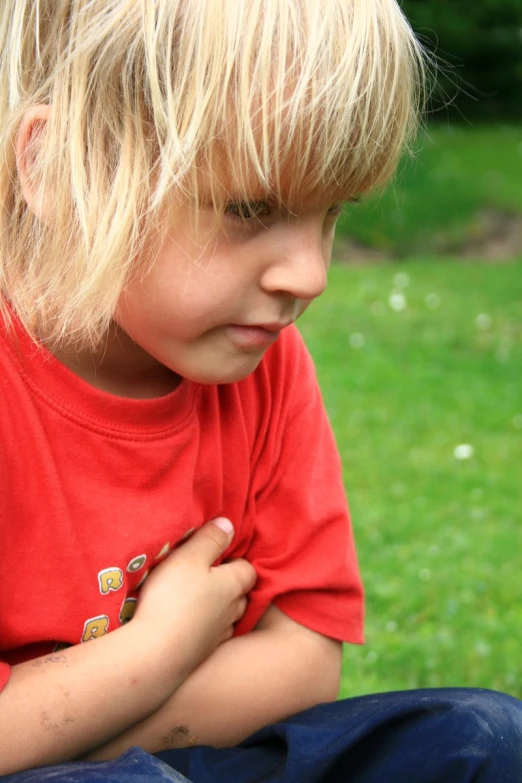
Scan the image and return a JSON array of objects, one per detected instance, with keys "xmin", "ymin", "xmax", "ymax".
[
  {"xmin": 0, "ymin": 621, "xmax": 188, "ymax": 773},
  {"xmin": 86, "ymin": 605, "xmax": 342, "ymax": 759},
  {"xmin": 0, "ymin": 520, "xmax": 255, "ymax": 775}
]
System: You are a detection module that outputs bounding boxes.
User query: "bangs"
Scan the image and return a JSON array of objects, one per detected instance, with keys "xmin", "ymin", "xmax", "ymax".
[
  {"xmin": 147, "ymin": 0, "xmax": 426, "ymax": 211},
  {"xmin": 0, "ymin": 0, "xmax": 426, "ymax": 348}
]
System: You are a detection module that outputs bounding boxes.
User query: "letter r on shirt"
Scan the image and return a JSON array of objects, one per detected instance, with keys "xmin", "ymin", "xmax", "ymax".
[
  {"xmin": 82, "ymin": 615, "xmax": 109, "ymax": 641},
  {"xmin": 98, "ymin": 567, "xmax": 123, "ymax": 594}
]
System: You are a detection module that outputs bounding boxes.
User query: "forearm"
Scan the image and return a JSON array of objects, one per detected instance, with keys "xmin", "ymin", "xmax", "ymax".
[
  {"xmin": 0, "ymin": 518, "xmax": 254, "ymax": 775},
  {"xmin": 0, "ymin": 622, "xmax": 192, "ymax": 775},
  {"xmin": 88, "ymin": 607, "xmax": 342, "ymax": 759}
]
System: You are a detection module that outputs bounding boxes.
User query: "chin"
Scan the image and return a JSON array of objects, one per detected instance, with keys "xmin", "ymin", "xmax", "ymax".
[{"xmin": 185, "ymin": 355, "xmax": 265, "ymax": 386}]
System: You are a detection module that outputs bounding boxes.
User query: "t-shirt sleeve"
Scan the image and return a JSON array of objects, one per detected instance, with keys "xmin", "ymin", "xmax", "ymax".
[
  {"xmin": 0, "ymin": 661, "xmax": 10, "ymax": 692},
  {"xmin": 234, "ymin": 327, "xmax": 364, "ymax": 643}
]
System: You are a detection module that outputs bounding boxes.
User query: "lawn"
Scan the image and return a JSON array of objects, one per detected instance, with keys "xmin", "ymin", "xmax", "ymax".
[
  {"xmin": 336, "ymin": 125, "xmax": 522, "ymax": 257},
  {"xmin": 298, "ymin": 259, "xmax": 522, "ymax": 699}
]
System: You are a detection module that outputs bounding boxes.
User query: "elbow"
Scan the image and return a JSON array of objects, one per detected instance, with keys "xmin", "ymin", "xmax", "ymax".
[
  {"xmin": 292, "ymin": 634, "xmax": 342, "ymax": 711},
  {"xmin": 256, "ymin": 606, "xmax": 343, "ymax": 711},
  {"xmin": 321, "ymin": 661, "xmax": 342, "ymax": 703},
  {"xmin": 309, "ymin": 639, "xmax": 342, "ymax": 705}
]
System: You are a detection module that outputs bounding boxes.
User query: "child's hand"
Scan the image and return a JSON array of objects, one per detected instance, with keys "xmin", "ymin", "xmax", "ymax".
[
  {"xmin": 0, "ymin": 519, "xmax": 254, "ymax": 774},
  {"xmin": 134, "ymin": 518, "xmax": 256, "ymax": 669}
]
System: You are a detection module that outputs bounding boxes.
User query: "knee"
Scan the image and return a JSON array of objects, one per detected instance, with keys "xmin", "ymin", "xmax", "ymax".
[
  {"xmin": 435, "ymin": 689, "xmax": 522, "ymax": 767},
  {"xmin": 448, "ymin": 688, "xmax": 521, "ymax": 732}
]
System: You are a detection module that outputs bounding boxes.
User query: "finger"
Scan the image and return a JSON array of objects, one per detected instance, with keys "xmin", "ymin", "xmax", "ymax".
[
  {"xmin": 234, "ymin": 596, "xmax": 248, "ymax": 622},
  {"xmin": 179, "ymin": 518, "xmax": 234, "ymax": 566},
  {"xmin": 219, "ymin": 627, "xmax": 234, "ymax": 645},
  {"xmin": 218, "ymin": 558, "xmax": 257, "ymax": 594}
]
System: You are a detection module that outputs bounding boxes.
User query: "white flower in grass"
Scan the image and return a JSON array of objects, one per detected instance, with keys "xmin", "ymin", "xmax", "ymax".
[
  {"xmin": 496, "ymin": 346, "xmax": 510, "ymax": 363},
  {"xmin": 446, "ymin": 599, "xmax": 459, "ymax": 616},
  {"xmin": 425, "ymin": 293, "xmax": 441, "ymax": 309},
  {"xmin": 389, "ymin": 292, "xmax": 406, "ymax": 311},
  {"xmin": 475, "ymin": 641, "xmax": 491, "ymax": 657},
  {"xmin": 349, "ymin": 333, "xmax": 365, "ymax": 349},
  {"xmin": 393, "ymin": 272, "xmax": 410, "ymax": 289},
  {"xmin": 454, "ymin": 444, "xmax": 474, "ymax": 460},
  {"xmin": 476, "ymin": 313, "xmax": 492, "ymax": 330}
]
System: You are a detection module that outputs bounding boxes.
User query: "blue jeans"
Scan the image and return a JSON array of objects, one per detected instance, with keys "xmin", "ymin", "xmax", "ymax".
[{"xmin": 3, "ymin": 689, "xmax": 522, "ymax": 782}]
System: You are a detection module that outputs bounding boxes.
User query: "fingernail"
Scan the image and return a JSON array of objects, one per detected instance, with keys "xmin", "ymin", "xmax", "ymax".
[{"xmin": 213, "ymin": 517, "xmax": 234, "ymax": 538}]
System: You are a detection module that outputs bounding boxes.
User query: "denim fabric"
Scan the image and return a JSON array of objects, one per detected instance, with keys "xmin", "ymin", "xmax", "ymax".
[
  {"xmin": 3, "ymin": 689, "xmax": 522, "ymax": 783},
  {"xmin": 0, "ymin": 748, "xmax": 189, "ymax": 783}
]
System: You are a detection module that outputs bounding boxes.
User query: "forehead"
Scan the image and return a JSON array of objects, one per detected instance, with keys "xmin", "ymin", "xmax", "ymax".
[
  {"xmin": 196, "ymin": 144, "xmax": 362, "ymax": 208},
  {"xmin": 153, "ymin": 0, "xmax": 421, "ymax": 216}
]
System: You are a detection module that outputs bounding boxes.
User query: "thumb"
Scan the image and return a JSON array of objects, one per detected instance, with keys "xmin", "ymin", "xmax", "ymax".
[{"xmin": 181, "ymin": 517, "xmax": 235, "ymax": 565}]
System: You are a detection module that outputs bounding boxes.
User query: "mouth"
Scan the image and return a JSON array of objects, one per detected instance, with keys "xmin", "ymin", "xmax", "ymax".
[
  {"xmin": 225, "ymin": 321, "xmax": 292, "ymax": 350},
  {"xmin": 253, "ymin": 321, "xmax": 294, "ymax": 332}
]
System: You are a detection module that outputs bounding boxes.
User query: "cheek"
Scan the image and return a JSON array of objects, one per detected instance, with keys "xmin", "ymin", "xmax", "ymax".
[
  {"xmin": 321, "ymin": 233, "xmax": 335, "ymax": 268},
  {"xmin": 113, "ymin": 271, "xmax": 175, "ymax": 337},
  {"xmin": 116, "ymin": 265, "xmax": 228, "ymax": 339},
  {"xmin": 116, "ymin": 228, "xmax": 254, "ymax": 335}
]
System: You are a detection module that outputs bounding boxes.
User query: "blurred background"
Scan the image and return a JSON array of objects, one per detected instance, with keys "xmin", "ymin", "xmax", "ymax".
[
  {"xmin": 300, "ymin": 1, "xmax": 522, "ymax": 698},
  {"xmin": 336, "ymin": 0, "xmax": 522, "ymax": 261}
]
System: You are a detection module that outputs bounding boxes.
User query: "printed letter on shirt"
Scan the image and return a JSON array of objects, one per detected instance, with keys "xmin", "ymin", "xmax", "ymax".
[
  {"xmin": 120, "ymin": 597, "xmax": 137, "ymax": 625},
  {"xmin": 98, "ymin": 567, "xmax": 124, "ymax": 594},
  {"xmin": 126, "ymin": 555, "xmax": 147, "ymax": 573},
  {"xmin": 82, "ymin": 615, "xmax": 109, "ymax": 641}
]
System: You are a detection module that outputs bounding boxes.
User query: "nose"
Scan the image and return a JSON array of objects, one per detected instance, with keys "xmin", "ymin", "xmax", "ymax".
[{"xmin": 260, "ymin": 225, "xmax": 329, "ymax": 302}]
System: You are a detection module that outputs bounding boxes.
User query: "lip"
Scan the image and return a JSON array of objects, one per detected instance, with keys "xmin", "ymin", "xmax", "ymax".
[
  {"xmin": 225, "ymin": 322, "xmax": 291, "ymax": 350},
  {"xmin": 255, "ymin": 321, "xmax": 294, "ymax": 332}
]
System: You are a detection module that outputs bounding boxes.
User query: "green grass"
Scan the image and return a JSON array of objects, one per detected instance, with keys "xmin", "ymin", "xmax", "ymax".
[
  {"xmin": 298, "ymin": 259, "xmax": 522, "ymax": 699},
  {"xmin": 336, "ymin": 125, "xmax": 522, "ymax": 256}
]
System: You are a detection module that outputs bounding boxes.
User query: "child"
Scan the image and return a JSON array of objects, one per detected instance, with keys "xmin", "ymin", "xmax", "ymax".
[{"xmin": 0, "ymin": 1, "xmax": 520, "ymax": 781}]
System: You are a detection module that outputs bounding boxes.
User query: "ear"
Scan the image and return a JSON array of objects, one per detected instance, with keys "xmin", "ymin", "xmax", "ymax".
[{"xmin": 15, "ymin": 104, "xmax": 51, "ymax": 220}]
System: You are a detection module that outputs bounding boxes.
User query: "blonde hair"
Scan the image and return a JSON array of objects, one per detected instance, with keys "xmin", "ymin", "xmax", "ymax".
[{"xmin": 0, "ymin": 0, "xmax": 427, "ymax": 348}]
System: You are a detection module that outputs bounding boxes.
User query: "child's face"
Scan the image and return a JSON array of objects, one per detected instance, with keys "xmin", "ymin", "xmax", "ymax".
[{"xmin": 114, "ymin": 194, "xmax": 341, "ymax": 386}]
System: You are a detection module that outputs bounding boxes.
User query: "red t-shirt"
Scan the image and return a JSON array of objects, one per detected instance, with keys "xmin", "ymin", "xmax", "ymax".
[{"xmin": 0, "ymin": 316, "xmax": 364, "ymax": 690}]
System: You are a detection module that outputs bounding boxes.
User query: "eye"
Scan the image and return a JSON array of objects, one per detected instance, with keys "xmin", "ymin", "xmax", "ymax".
[
  {"xmin": 224, "ymin": 200, "xmax": 271, "ymax": 222},
  {"xmin": 327, "ymin": 203, "xmax": 343, "ymax": 217}
]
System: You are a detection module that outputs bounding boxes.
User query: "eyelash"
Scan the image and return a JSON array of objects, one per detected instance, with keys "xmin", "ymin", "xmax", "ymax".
[
  {"xmin": 224, "ymin": 201, "xmax": 344, "ymax": 223},
  {"xmin": 328, "ymin": 203, "xmax": 343, "ymax": 218},
  {"xmin": 224, "ymin": 201, "xmax": 271, "ymax": 221}
]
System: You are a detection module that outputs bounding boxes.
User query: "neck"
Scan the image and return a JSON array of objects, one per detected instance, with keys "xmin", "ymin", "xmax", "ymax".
[{"xmin": 52, "ymin": 323, "xmax": 181, "ymax": 399}]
